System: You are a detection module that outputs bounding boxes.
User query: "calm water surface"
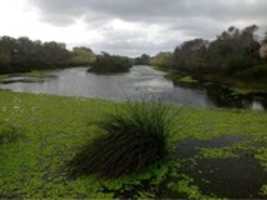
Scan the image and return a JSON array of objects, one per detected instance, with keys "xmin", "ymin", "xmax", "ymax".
[{"xmin": 0, "ymin": 66, "xmax": 265, "ymax": 110}]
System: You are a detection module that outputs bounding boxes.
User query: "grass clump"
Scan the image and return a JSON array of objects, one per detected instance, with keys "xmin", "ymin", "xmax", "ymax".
[
  {"xmin": 69, "ymin": 101, "xmax": 175, "ymax": 178},
  {"xmin": 0, "ymin": 124, "xmax": 21, "ymax": 145}
]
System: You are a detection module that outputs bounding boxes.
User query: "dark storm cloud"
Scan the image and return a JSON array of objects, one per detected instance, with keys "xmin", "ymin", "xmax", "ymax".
[
  {"xmin": 32, "ymin": 0, "xmax": 267, "ymax": 23},
  {"xmin": 30, "ymin": 0, "xmax": 267, "ymax": 56}
]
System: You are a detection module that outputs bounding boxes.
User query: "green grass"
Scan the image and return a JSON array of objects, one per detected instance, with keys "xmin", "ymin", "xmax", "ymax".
[
  {"xmin": 0, "ymin": 90, "xmax": 267, "ymax": 198},
  {"xmin": 165, "ymin": 73, "xmax": 199, "ymax": 87},
  {"xmin": 0, "ymin": 70, "xmax": 57, "ymax": 85},
  {"xmin": 179, "ymin": 76, "xmax": 198, "ymax": 84},
  {"xmin": 24, "ymin": 70, "xmax": 50, "ymax": 77},
  {"xmin": 0, "ymin": 74, "xmax": 8, "ymax": 81},
  {"xmin": 0, "ymin": 123, "xmax": 22, "ymax": 145}
]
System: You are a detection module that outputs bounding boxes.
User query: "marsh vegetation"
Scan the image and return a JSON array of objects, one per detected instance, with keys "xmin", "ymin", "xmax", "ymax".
[
  {"xmin": 1, "ymin": 91, "xmax": 267, "ymax": 199},
  {"xmin": 69, "ymin": 101, "xmax": 174, "ymax": 178}
]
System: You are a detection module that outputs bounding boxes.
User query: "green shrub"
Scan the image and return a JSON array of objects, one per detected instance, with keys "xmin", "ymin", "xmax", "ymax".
[
  {"xmin": 69, "ymin": 101, "xmax": 175, "ymax": 178},
  {"xmin": 233, "ymin": 64, "xmax": 267, "ymax": 81}
]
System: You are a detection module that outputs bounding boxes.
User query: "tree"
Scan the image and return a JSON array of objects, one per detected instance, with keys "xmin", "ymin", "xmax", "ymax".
[
  {"xmin": 0, "ymin": 35, "xmax": 74, "ymax": 74},
  {"xmin": 260, "ymin": 44, "xmax": 267, "ymax": 59},
  {"xmin": 264, "ymin": 32, "xmax": 267, "ymax": 43},
  {"xmin": 207, "ymin": 25, "xmax": 260, "ymax": 73},
  {"xmin": 261, "ymin": 32, "xmax": 267, "ymax": 59},
  {"xmin": 42, "ymin": 41, "xmax": 70, "ymax": 67},
  {"xmin": 170, "ymin": 25, "xmax": 263, "ymax": 80},
  {"xmin": 134, "ymin": 54, "xmax": 150, "ymax": 65},
  {"xmin": 173, "ymin": 39, "xmax": 209, "ymax": 72},
  {"xmin": 70, "ymin": 47, "xmax": 96, "ymax": 66},
  {"xmin": 150, "ymin": 52, "xmax": 173, "ymax": 69},
  {"xmin": 0, "ymin": 36, "xmax": 16, "ymax": 72}
]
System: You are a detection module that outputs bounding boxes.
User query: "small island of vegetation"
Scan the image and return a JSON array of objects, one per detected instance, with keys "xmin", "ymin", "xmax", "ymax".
[{"xmin": 88, "ymin": 52, "xmax": 133, "ymax": 74}]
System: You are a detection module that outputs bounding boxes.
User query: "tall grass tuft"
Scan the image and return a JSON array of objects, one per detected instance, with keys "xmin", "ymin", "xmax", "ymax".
[
  {"xmin": 0, "ymin": 124, "xmax": 21, "ymax": 145},
  {"xmin": 69, "ymin": 101, "xmax": 176, "ymax": 178}
]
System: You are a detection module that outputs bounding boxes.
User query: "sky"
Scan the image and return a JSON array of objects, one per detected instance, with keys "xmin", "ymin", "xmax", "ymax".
[{"xmin": 0, "ymin": 0, "xmax": 266, "ymax": 57}]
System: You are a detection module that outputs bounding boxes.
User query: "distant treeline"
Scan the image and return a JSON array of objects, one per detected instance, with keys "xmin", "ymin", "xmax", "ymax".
[
  {"xmin": 0, "ymin": 36, "xmax": 96, "ymax": 74},
  {"xmin": 147, "ymin": 25, "xmax": 267, "ymax": 83},
  {"xmin": 1, "ymin": 25, "xmax": 267, "ymax": 78}
]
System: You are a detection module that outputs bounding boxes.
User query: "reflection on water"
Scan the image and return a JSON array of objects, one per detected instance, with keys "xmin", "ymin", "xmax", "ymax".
[
  {"xmin": 176, "ymin": 136, "xmax": 267, "ymax": 198},
  {"xmin": 182, "ymin": 155, "xmax": 267, "ymax": 198},
  {"xmin": 251, "ymin": 101, "xmax": 265, "ymax": 111},
  {"xmin": 176, "ymin": 135, "xmax": 244, "ymax": 158},
  {"xmin": 0, "ymin": 66, "xmax": 265, "ymax": 110}
]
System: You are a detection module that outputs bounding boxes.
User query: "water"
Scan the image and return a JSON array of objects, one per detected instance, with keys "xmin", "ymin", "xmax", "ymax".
[
  {"xmin": 175, "ymin": 136, "xmax": 267, "ymax": 198},
  {"xmin": 0, "ymin": 66, "xmax": 265, "ymax": 110},
  {"xmin": 182, "ymin": 156, "xmax": 267, "ymax": 198},
  {"xmin": 175, "ymin": 135, "xmax": 244, "ymax": 158}
]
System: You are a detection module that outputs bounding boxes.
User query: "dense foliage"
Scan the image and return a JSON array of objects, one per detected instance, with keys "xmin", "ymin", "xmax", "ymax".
[
  {"xmin": 260, "ymin": 34, "xmax": 267, "ymax": 59},
  {"xmin": 0, "ymin": 35, "xmax": 133, "ymax": 75},
  {"xmin": 260, "ymin": 45, "xmax": 267, "ymax": 59},
  {"xmin": 173, "ymin": 26, "xmax": 263, "ymax": 75},
  {"xmin": 0, "ymin": 36, "xmax": 96, "ymax": 74},
  {"xmin": 149, "ymin": 25, "xmax": 267, "ymax": 88},
  {"xmin": 150, "ymin": 52, "xmax": 173, "ymax": 69},
  {"xmin": 69, "ymin": 101, "xmax": 174, "ymax": 178},
  {"xmin": 88, "ymin": 52, "xmax": 133, "ymax": 74},
  {"xmin": 0, "ymin": 36, "xmax": 71, "ymax": 73},
  {"xmin": 69, "ymin": 47, "xmax": 96, "ymax": 66},
  {"xmin": 134, "ymin": 54, "xmax": 150, "ymax": 65}
]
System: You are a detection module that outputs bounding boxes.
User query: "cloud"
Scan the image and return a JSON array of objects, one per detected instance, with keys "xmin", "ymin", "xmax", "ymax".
[
  {"xmin": 28, "ymin": 0, "xmax": 267, "ymax": 56},
  {"xmin": 31, "ymin": 0, "xmax": 267, "ymax": 24}
]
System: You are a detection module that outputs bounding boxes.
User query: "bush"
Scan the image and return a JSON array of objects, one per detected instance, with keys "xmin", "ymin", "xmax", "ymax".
[
  {"xmin": 69, "ymin": 101, "xmax": 175, "ymax": 178},
  {"xmin": 233, "ymin": 64, "xmax": 267, "ymax": 81}
]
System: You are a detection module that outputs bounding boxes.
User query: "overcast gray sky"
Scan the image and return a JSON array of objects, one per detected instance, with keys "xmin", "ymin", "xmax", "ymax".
[{"xmin": 0, "ymin": 0, "xmax": 266, "ymax": 56}]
